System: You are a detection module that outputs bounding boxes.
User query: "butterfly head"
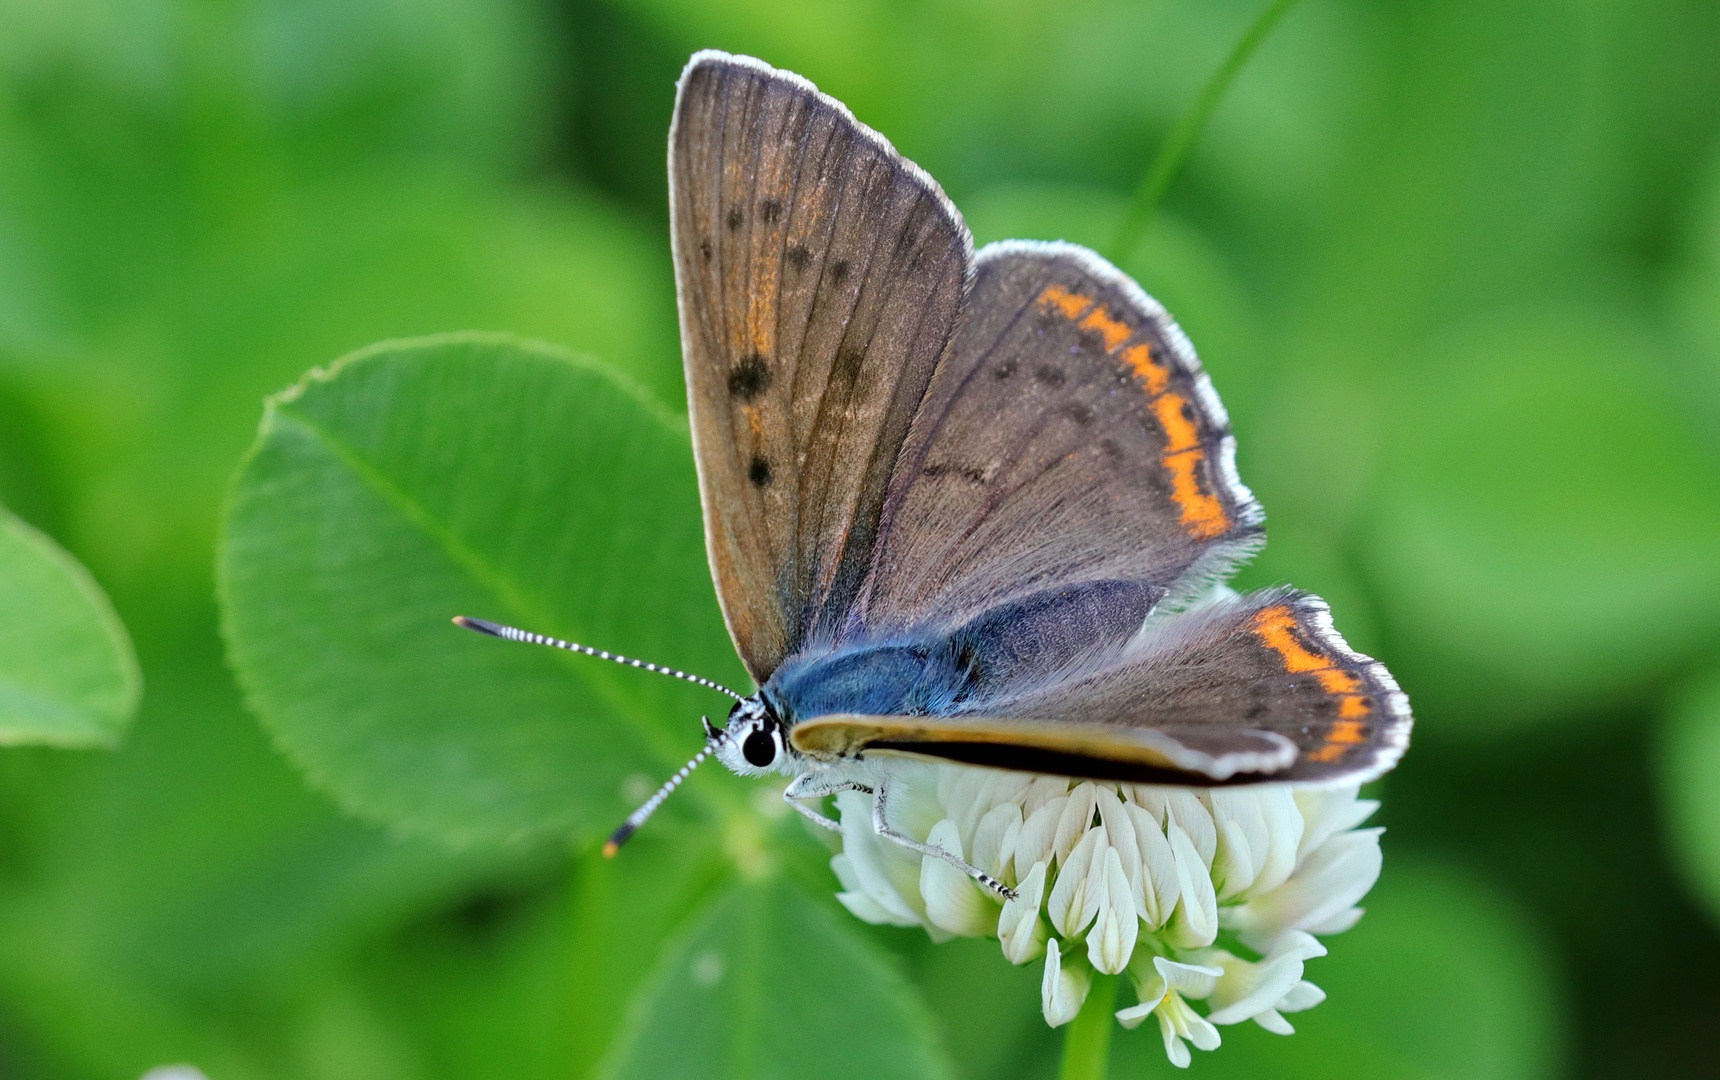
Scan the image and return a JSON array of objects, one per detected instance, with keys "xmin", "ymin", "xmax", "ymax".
[{"xmin": 714, "ymin": 695, "xmax": 798, "ymax": 777}]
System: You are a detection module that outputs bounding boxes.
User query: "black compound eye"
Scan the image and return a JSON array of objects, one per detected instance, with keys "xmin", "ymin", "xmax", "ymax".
[{"xmin": 742, "ymin": 728, "xmax": 777, "ymax": 768}]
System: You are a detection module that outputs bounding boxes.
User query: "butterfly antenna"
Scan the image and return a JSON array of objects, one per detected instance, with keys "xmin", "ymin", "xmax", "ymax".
[
  {"xmin": 602, "ymin": 720, "xmax": 725, "ymax": 857},
  {"xmin": 452, "ymin": 616, "xmax": 745, "ymax": 701}
]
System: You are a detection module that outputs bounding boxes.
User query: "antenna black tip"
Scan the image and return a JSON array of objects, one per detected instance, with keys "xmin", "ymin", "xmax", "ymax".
[
  {"xmin": 453, "ymin": 615, "xmax": 504, "ymax": 637},
  {"xmin": 603, "ymin": 822, "xmax": 639, "ymax": 858}
]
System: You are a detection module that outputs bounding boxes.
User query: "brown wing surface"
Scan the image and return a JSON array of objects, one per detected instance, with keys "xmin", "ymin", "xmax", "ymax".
[
  {"xmin": 854, "ymin": 242, "xmax": 1263, "ymax": 640},
  {"xmin": 793, "ymin": 590, "xmax": 1410, "ymax": 786},
  {"xmin": 672, "ymin": 51, "xmax": 971, "ymax": 682}
]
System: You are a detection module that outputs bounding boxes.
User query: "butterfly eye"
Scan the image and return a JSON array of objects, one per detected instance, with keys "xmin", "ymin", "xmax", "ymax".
[{"xmin": 742, "ymin": 727, "xmax": 778, "ymax": 767}]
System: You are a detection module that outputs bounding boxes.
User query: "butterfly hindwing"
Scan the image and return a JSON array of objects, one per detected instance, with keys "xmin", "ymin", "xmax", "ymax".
[
  {"xmin": 791, "ymin": 589, "xmax": 1410, "ymax": 786},
  {"xmin": 671, "ymin": 52, "xmax": 972, "ymax": 683},
  {"xmin": 854, "ymin": 241, "xmax": 1263, "ymax": 640}
]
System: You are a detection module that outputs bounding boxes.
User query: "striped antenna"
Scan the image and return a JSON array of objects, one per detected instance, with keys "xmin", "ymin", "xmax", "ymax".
[
  {"xmin": 452, "ymin": 616, "xmax": 745, "ymax": 701},
  {"xmin": 601, "ymin": 729, "xmax": 722, "ymax": 857}
]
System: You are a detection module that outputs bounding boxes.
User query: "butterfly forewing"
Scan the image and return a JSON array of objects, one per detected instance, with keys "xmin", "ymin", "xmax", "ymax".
[
  {"xmin": 671, "ymin": 53, "xmax": 971, "ymax": 683},
  {"xmin": 854, "ymin": 242, "xmax": 1263, "ymax": 640}
]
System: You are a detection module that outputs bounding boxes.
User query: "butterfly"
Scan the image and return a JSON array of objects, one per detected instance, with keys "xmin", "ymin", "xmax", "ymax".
[{"xmin": 457, "ymin": 50, "xmax": 1410, "ymax": 900}]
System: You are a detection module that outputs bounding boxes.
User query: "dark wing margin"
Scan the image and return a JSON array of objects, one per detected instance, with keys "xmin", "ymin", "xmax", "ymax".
[
  {"xmin": 852, "ymin": 240, "xmax": 1264, "ymax": 641},
  {"xmin": 792, "ymin": 589, "xmax": 1411, "ymax": 787},
  {"xmin": 671, "ymin": 50, "xmax": 972, "ymax": 683}
]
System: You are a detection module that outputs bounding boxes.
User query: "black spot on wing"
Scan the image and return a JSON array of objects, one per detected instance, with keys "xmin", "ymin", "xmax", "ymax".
[
  {"xmin": 830, "ymin": 259, "xmax": 851, "ymax": 284},
  {"xmin": 760, "ymin": 198, "xmax": 783, "ymax": 222},
  {"xmin": 1064, "ymin": 403, "xmax": 1094, "ymax": 425},
  {"xmin": 994, "ymin": 360, "xmax": 1016, "ymax": 380},
  {"xmin": 1035, "ymin": 365, "xmax": 1065, "ymax": 388},
  {"xmin": 831, "ymin": 346, "xmax": 863, "ymax": 384},
  {"xmin": 749, "ymin": 456, "xmax": 772, "ymax": 487},
  {"xmin": 786, "ymin": 244, "xmax": 812, "ymax": 270},
  {"xmin": 729, "ymin": 354, "xmax": 772, "ymax": 401},
  {"xmin": 725, "ymin": 206, "xmax": 744, "ymax": 230}
]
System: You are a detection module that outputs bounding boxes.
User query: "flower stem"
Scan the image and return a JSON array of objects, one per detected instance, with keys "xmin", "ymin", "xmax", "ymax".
[
  {"xmin": 1108, "ymin": 0, "xmax": 1303, "ymax": 263},
  {"xmin": 1058, "ymin": 971, "xmax": 1119, "ymax": 1080}
]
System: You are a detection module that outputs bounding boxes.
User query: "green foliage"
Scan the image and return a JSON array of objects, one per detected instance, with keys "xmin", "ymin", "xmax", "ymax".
[
  {"xmin": 1367, "ymin": 314, "xmax": 1720, "ymax": 728},
  {"xmin": 0, "ymin": 505, "xmax": 139, "ymax": 746},
  {"xmin": 601, "ymin": 875, "xmax": 954, "ymax": 1080},
  {"xmin": 220, "ymin": 335, "xmax": 736, "ymax": 846},
  {"xmin": 1, "ymin": 0, "xmax": 1719, "ymax": 1077},
  {"xmin": 1659, "ymin": 665, "xmax": 1720, "ymax": 923}
]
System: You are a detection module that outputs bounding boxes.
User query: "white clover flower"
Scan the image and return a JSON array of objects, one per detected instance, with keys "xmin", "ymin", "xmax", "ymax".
[{"xmin": 831, "ymin": 763, "xmax": 1383, "ymax": 1068}]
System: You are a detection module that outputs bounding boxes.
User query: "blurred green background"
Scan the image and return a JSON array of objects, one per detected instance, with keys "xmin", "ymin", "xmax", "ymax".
[{"xmin": 3, "ymin": 0, "xmax": 1720, "ymax": 1077}]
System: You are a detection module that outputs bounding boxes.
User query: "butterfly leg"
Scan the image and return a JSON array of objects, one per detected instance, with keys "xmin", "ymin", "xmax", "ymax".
[
  {"xmin": 781, "ymin": 773, "xmax": 872, "ymax": 833},
  {"xmin": 872, "ymin": 779, "xmax": 1018, "ymax": 902}
]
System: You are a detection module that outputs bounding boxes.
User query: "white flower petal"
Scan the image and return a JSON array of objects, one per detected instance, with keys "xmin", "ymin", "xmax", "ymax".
[
  {"xmin": 1213, "ymin": 815, "xmax": 1256, "ymax": 901},
  {"xmin": 836, "ymin": 889, "xmax": 917, "ymax": 926},
  {"xmin": 1165, "ymin": 822, "xmax": 1218, "ymax": 948},
  {"xmin": 1253, "ymin": 1007, "xmax": 1295, "ymax": 1035},
  {"xmin": 944, "ymin": 769, "xmax": 996, "ymax": 845},
  {"xmin": 1158, "ymin": 1011, "xmax": 1193, "ymax": 1069},
  {"xmin": 1305, "ymin": 905, "xmax": 1366, "ymax": 935},
  {"xmin": 1184, "ymin": 1011, "xmax": 1221, "ymax": 1051},
  {"xmin": 883, "ymin": 762, "xmax": 947, "ymax": 842},
  {"xmin": 836, "ymin": 790, "xmax": 922, "ymax": 925},
  {"xmin": 1205, "ymin": 931, "xmax": 1326, "ymax": 1025},
  {"xmin": 1280, "ymin": 980, "xmax": 1327, "ymax": 1012},
  {"xmin": 1118, "ymin": 958, "xmax": 1169, "ymax": 1027},
  {"xmin": 990, "ymin": 771, "xmax": 1035, "ymax": 811},
  {"xmin": 1085, "ymin": 846, "xmax": 1139, "ymax": 974},
  {"xmin": 920, "ymin": 819, "xmax": 995, "ymax": 937},
  {"xmin": 1150, "ymin": 980, "xmax": 1222, "ymax": 1068},
  {"xmin": 958, "ymin": 771, "xmax": 1026, "ymax": 845},
  {"xmin": 1133, "ymin": 789, "xmax": 1217, "ymax": 865},
  {"xmin": 1041, "ymin": 937, "xmax": 1090, "ymax": 1027},
  {"xmin": 1250, "ymin": 786, "xmax": 1305, "ymax": 896},
  {"xmin": 1096, "ymin": 787, "xmax": 1143, "ymax": 897},
  {"xmin": 1154, "ymin": 955, "xmax": 1223, "ymax": 999},
  {"xmin": 999, "ymin": 819, "xmax": 1024, "ymax": 884},
  {"xmin": 1048, "ymin": 825, "xmax": 1107, "ymax": 938},
  {"xmin": 1114, "ymin": 989, "xmax": 1166, "ymax": 1029},
  {"xmin": 1208, "ymin": 789, "xmax": 1269, "ymax": 887},
  {"xmin": 1230, "ymin": 827, "xmax": 1382, "ymax": 949},
  {"xmin": 1294, "ymin": 786, "xmax": 1377, "ymax": 862},
  {"xmin": 1053, "ymin": 783, "xmax": 1101, "ymax": 865},
  {"xmin": 1014, "ymin": 796, "xmax": 1066, "ymax": 873},
  {"xmin": 830, "ymin": 852, "xmax": 864, "ymax": 894},
  {"xmin": 971, "ymin": 802, "xmax": 1023, "ymax": 882},
  {"xmin": 1024, "ymin": 775, "xmax": 1071, "ymax": 817},
  {"xmin": 1129, "ymin": 801, "xmax": 1180, "ymax": 927},
  {"xmin": 999, "ymin": 861, "xmax": 1050, "ymax": 964},
  {"xmin": 936, "ymin": 765, "xmax": 960, "ymax": 807}
]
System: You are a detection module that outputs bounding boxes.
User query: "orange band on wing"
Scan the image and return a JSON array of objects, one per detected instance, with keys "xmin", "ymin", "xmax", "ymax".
[
  {"xmin": 1152, "ymin": 393, "xmax": 1200, "ymax": 453},
  {"xmin": 1162, "ymin": 450, "xmax": 1229, "ymax": 539},
  {"xmin": 1316, "ymin": 668, "xmax": 1362, "ymax": 695},
  {"xmin": 1252, "ymin": 606, "xmax": 1327, "ymax": 673},
  {"xmin": 1253, "ymin": 605, "xmax": 1374, "ymax": 764},
  {"xmin": 1080, "ymin": 306, "xmax": 1133, "ymax": 351},
  {"xmin": 1033, "ymin": 284, "xmax": 1233, "ymax": 540},
  {"xmin": 1120, "ymin": 344, "xmax": 1170, "ymax": 395},
  {"xmin": 1040, "ymin": 283, "xmax": 1094, "ymax": 321}
]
